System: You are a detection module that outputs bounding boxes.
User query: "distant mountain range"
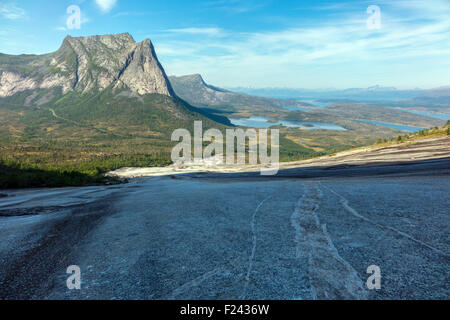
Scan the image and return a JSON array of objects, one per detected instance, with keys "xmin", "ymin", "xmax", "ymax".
[
  {"xmin": 413, "ymin": 86, "xmax": 450, "ymax": 106},
  {"xmin": 228, "ymin": 86, "xmax": 450, "ymax": 107},
  {"xmin": 417, "ymin": 86, "xmax": 450, "ymax": 98},
  {"xmin": 228, "ymin": 86, "xmax": 424, "ymax": 101}
]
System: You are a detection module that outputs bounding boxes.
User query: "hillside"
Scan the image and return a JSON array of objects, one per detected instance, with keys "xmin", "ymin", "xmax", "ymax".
[
  {"xmin": 412, "ymin": 86, "xmax": 450, "ymax": 106},
  {"xmin": 109, "ymin": 123, "xmax": 450, "ymax": 178},
  {"xmin": 296, "ymin": 104, "xmax": 445, "ymax": 128},
  {"xmin": 169, "ymin": 74, "xmax": 308, "ymax": 112},
  {"xmin": 0, "ymin": 34, "xmax": 229, "ymax": 188}
]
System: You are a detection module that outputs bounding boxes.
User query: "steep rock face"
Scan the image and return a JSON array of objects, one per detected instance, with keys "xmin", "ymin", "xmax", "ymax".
[
  {"xmin": 169, "ymin": 74, "xmax": 229, "ymax": 105},
  {"xmin": 0, "ymin": 72, "xmax": 38, "ymax": 96},
  {"xmin": 118, "ymin": 39, "xmax": 175, "ymax": 96},
  {"xmin": 0, "ymin": 33, "xmax": 175, "ymax": 103}
]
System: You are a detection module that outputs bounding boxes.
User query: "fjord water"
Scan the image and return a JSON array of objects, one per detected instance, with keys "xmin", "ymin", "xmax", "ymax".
[
  {"xmin": 298, "ymin": 99, "xmax": 334, "ymax": 107},
  {"xmin": 230, "ymin": 116, "xmax": 347, "ymax": 131},
  {"xmin": 358, "ymin": 120, "xmax": 423, "ymax": 132},
  {"xmin": 282, "ymin": 106, "xmax": 309, "ymax": 111},
  {"xmin": 398, "ymin": 109, "xmax": 450, "ymax": 121}
]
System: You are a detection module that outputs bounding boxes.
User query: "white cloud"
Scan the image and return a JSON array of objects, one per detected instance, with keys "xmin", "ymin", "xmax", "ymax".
[
  {"xmin": 165, "ymin": 27, "xmax": 225, "ymax": 36},
  {"xmin": 95, "ymin": 0, "xmax": 117, "ymax": 13},
  {"xmin": 0, "ymin": 3, "xmax": 26, "ymax": 20},
  {"xmin": 206, "ymin": 0, "xmax": 269, "ymax": 14},
  {"xmin": 156, "ymin": 0, "xmax": 450, "ymax": 88}
]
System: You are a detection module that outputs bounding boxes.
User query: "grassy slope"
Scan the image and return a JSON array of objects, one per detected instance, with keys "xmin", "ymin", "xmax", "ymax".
[
  {"xmin": 0, "ymin": 87, "xmax": 229, "ymax": 188},
  {"xmin": 370, "ymin": 121, "xmax": 450, "ymax": 147}
]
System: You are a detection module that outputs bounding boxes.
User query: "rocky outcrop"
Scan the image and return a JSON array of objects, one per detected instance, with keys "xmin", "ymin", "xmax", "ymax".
[
  {"xmin": 0, "ymin": 72, "xmax": 38, "ymax": 96},
  {"xmin": 0, "ymin": 33, "xmax": 175, "ymax": 102}
]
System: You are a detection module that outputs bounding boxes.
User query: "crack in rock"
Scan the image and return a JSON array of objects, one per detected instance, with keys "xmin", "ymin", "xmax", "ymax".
[{"xmin": 291, "ymin": 183, "xmax": 368, "ymax": 300}]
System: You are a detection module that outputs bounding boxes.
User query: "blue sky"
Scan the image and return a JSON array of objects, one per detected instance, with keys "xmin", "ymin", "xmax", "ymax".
[{"xmin": 1, "ymin": 0, "xmax": 449, "ymax": 89}]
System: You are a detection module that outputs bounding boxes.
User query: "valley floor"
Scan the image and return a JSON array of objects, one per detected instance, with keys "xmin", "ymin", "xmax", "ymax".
[{"xmin": 0, "ymin": 138, "xmax": 449, "ymax": 299}]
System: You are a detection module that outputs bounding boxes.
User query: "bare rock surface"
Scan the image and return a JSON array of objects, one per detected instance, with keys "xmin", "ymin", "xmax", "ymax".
[{"xmin": 0, "ymin": 137, "xmax": 448, "ymax": 299}]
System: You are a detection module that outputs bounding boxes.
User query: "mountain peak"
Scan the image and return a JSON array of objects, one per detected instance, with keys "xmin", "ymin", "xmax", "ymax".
[
  {"xmin": 171, "ymin": 74, "xmax": 205, "ymax": 83},
  {"xmin": 64, "ymin": 32, "xmax": 135, "ymax": 43},
  {"xmin": 0, "ymin": 33, "xmax": 175, "ymax": 100},
  {"xmin": 169, "ymin": 73, "xmax": 229, "ymax": 95},
  {"xmin": 367, "ymin": 85, "xmax": 397, "ymax": 91},
  {"xmin": 60, "ymin": 33, "xmax": 137, "ymax": 54}
]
